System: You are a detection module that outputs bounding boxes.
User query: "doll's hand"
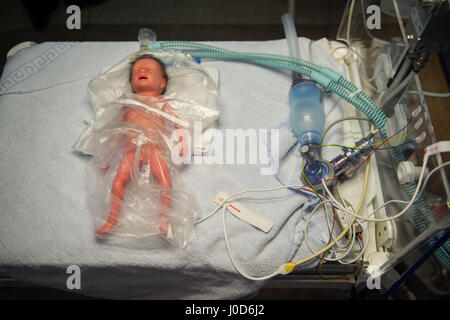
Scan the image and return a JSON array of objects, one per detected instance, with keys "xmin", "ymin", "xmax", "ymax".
[
  {"xmin": 170, "ymin": 127, "xmax": 190, "ymax": 161},
  {"xmin": 176, "ymin": 129, "xmax": 189, "ymax": 157}
]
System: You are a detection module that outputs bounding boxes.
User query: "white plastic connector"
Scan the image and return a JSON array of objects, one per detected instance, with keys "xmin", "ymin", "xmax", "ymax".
[
  {"xmin": 397, "ymin": 161, "xmax": 429, "ymax": 185},
  {"xmin": 138, "ymin": 28, "xmax": 157, "ymax": 51}
]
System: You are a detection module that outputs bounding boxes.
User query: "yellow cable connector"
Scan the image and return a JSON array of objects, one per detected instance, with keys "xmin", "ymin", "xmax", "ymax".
[{"xmin": 282, "ymin": 263, "xmax": 297, "ymax": 274}]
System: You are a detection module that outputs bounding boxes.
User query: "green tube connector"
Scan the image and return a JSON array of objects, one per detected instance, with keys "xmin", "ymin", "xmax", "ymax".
[
  {"xmin": 309, "ymin": 71, "xmax": 332, "ymax": 91},
  {"xmin": 319, "ymin": 67, "xmax": 343, "ymax": 83}
]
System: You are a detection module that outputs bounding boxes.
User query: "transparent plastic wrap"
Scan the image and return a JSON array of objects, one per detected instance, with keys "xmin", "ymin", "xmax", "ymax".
[
  {"xmin": 76, "ymin": 50, "xmax": 221, "ymax": 155},
  {"xmin": 74, "ymin": 51, "xmax": 221, "ymax": 248}
]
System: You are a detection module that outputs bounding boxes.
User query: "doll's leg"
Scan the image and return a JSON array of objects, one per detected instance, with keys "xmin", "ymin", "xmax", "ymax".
[
  {"xmin": 146, "ymin": 145, "xmax": 172, "ymax": 236},
  {"xmin": 96, "ymin": 149, "xmax": 135, "ymax": 234}
]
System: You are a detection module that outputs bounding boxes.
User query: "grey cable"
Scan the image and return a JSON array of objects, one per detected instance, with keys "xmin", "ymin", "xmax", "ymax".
[
  {"xmin": 381, "ymin": 71, "xmax": 414, "ymax": 108},
  {"xmin": 390, "ymin": 57, "xmax": 412, "ymax": 89}
]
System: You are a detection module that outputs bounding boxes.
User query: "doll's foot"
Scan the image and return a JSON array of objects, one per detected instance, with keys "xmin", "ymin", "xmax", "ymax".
[{"xmin": 95, "ymin": 211, "xmax": 119, "ymax": 234}]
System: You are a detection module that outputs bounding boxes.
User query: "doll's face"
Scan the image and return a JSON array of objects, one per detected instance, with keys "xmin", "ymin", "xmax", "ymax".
[{"xmin": 130, "ymin": 58, "xmax": 167, "ymax": 96}]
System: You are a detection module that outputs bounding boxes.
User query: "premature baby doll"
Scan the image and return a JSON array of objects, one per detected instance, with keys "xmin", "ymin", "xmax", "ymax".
[{"xmin": 95, "ymin": 55, "xmax": 186, "ymax": 236}]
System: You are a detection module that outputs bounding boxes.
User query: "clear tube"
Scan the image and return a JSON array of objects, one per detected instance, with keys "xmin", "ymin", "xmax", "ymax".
[
  {"xmin": 281, "ymin": 13, "xmax": 301, "ymax": 60},
  {"xmin": 282, "ymin": 13, "xmax": 303, "ymax": 83}
]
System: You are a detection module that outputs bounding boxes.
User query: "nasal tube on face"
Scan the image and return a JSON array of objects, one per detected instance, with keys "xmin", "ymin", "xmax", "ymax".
[{"xmin": 289, "ymin": 80, "xmax": 325, "ymax": 147}]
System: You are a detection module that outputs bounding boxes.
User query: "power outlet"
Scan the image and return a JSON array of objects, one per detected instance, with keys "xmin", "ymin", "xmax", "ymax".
[{"xmin": 376, "ymin": 220, "xmax": 397, "ymax": 250}]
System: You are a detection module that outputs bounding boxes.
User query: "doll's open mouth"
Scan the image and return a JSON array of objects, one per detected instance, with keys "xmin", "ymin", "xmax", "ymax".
[{"xmin": 139, "ymin": 76, "xmax": 148, "ymax": 80}]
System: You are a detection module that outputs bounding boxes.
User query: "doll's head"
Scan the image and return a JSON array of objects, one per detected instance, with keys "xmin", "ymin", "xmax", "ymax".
[{"xmin": 130, "ymin": 55, "xmax": 168, "ymax": 96}]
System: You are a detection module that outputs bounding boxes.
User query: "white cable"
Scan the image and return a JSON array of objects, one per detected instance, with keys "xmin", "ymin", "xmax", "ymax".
[
  {"xmin": 337, "ymin": 223, "xmax": 369, "ymax": 264},
  {"xmin": 214, "ymin": 182, "xmax": 364, "ymax": 280},
  {"xmin": 303, "ymin": 195, "xmax": 360, "ymax": 263},
  {"xmin": 203, "ymin": 151, "xmax": 448, "ymax": 279},
  {"xmin": 304, "ymin": 200, "xmax": 349, "ymax": 261},
  {"xmin": 408, "ymin": 90, "xmax": 450, "ymax": 98},
  {"xmin": 334, "ymin": 184, "xmax": 370, "ymax": 264},
  {"xmin": 0, "ymin": 74, "xmax": 97, "ymax": 96},
  {"xmin": 369, "ymin": 199, "xmax": 410, "ymax": 215},
  {"xmin": 196, "ymin": 183, "xmax": 311, "ymax": 280},
  {"xmin": 322, "ymin": 180, "xmax": 353, "ymax": 213},
  {"xmin": 327, "ymin": 162, "xmax": 450, "ymax": 222},
  {"xmin": 213, "ymin": 165, "xmax": 371, "ymax": 276},
  {"xmin": 324, "ymin": 207, "xmax": 352, "ymax": 250},
  {"xmin": 418, "ymin": 162, "xmax": 450, "ymax": 198},
  {"xmin": 327, "ymin": 183, "xmax": 368, "ymax": 263},
  {"xmin": 304, "ymin": 198, "xmax": 369, "ymax": 264},
  {"xmin": 222, "ymin": 203, "xmax": 280, "ymax": 281},
  {"xmin": 195, "ymin": 183, "xmax": 313, "ymax": 224},
  {"xmin": 361, "ymin": 162, "xmax": 450, "ymax": 217},
  {"xmin": 322, "ymin": 193, "xmax": 338, "ymax": 248},
  {"xmin": 330, "ymin": 225, "xmax": 357, "ymax": 262},
  {"xmin": 213, "ymin": 182, "xmax": 362, "ymax": 274},
  {"xmin": 322, "ymin": 154, "xmax": 430, "ymax": 222}
]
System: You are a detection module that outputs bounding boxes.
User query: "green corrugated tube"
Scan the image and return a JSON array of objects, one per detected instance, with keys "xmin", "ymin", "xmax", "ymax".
[{"xmin": 149, "ymin": 41, "xmax": 387, "ymax": 130}]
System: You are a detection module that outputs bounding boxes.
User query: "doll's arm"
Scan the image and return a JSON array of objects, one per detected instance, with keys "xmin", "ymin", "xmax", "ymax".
[
  {"xmin": 162, "ymin": 103, "xmax": 183, "ymax": 130},
  {"xmin": 163, "ymin": 103, "xmax": 188, "ymax": 157}
]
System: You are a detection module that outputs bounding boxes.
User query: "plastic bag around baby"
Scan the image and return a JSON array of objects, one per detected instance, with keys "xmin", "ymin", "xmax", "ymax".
[
  {"xmin": 79, "ymin": 50, "xmax": 221, "ymax": 155},
  {"xmin": 83, "ymin": 94, "xmax": 199, "ymax": 248},
  {"xmin": 74, "ymin": 50, "xmax": 222, "ymax": 248}
]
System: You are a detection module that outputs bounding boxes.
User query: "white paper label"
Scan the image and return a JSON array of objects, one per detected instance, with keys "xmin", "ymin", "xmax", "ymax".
[{"xmin": 214, "ymin": 192, "xmax": 274, "ymax": 233}]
